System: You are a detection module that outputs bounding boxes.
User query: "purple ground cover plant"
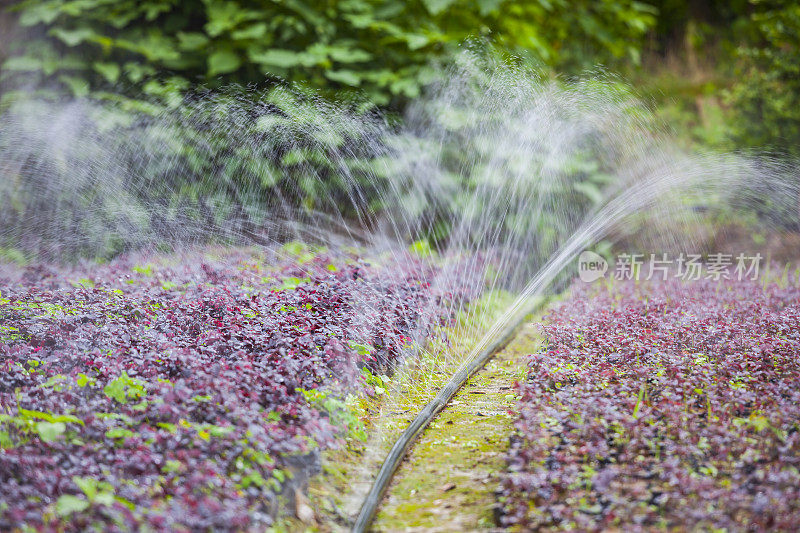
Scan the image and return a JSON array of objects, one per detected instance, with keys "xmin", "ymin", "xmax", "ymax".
[
  {"xmin": 502, "ymin": 276, "xmax": 800, "ymax": 531},
  {"xmin": 0, "ymin": 247, "xmax": 475, "ymax": 531}
]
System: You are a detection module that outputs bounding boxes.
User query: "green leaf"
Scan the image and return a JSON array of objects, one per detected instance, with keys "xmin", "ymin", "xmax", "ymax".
[
  {"xmin": 207, "ymin": 425, "xmax": 234, "ymax": 437},
  {"xmin": 105, "ymin": 428, "xmax": 135, "ymax": 439},
  {"xmin": 208, "ymin": 49, "xmax": 242, "ymax": 76},
  {"xmin": 348, "ymin": 342, "xmax": 373, "ymax": 356},
  {"xmin": 250, "ymin": 49, "xmax": 306, "ymax": 68},
  {"xmin": 278, "ymin": 276, "xmax": 309, "ymax": 290},
  {"xmin": 409, "ymin": 239, "xmax": 433, "ymax": 258},
  {"xmin": 59, "ymin": 75, "xmax": 90, "ymax": 97},
  {"xmin": 156, "ymin": 422, "xmax": 177, "ymax": 433},
  {"xmin": 72, "ymin": 477, "xmax": 97, "ymax": 500},
  {"xmin": 95, "ymin": 412, "xmax": 134, "ymax": 424},
  {"xmin": 573, "ymin": 181, "xmax": 604, "ymax": 204},
  {"xmin": 143, "ymin": 2, "xmax": 172, "ymax": 21},
  {"xmin": 94, "ymin": 62, "xmax": 120, "ymax": 84},
  {"xmin": 36, "ymin": 421, "xmax": 66, "ymax": 443},
  {"xmin": 17, "ymin": 5, "xmax": 58, "ymax": 26},
  {"xmin": 115, "ymin": 495, "xmax": 136, "ymax": 510},
  {"xmin": 162, "ymin": 459, "xmax": 182, "ymax": 473},
  {"xmin": 42, "ymin": 375, "xmax": 67, "ymax": 388},
  {"xmin": 325, "ymin": 70, "xmax": 361, "ymax": 86},
  {"xmin": 422, "ymin": 0, "xmax": 456, "ymax": 15},
  {"xmin": 55, "ymin": 495, "xmax": 89, "ymax": 517},
  {"xmin": 72, "ymin": 476, "xmax": 115, "ymax": 505},
  {"xmin": 2, "ymin": 56, "xmax": 44, "ymax": 72},
  {"xmin": 477, "ymin": 0, "xmax": 504, "ymax": 15},
  {"xmin": 103, "ymin": 372, "xmax": 146, "ymax": 404},
  {"xmin": 49, "ymin": 28, "xmax": 95, "ymax": 47},
  {"xmin": 204, "ymin": 1, "xmax": 243, "ymax": 37},
  {"xmin": 281, "ymin": 150, "xmax": 308, "ymax": 166},
  {"xmin": 123, "ymin": 62, "xmax": 156, "ymax": 83},
  {"xmin": 94, "ymin": 492, "xmax": 115, "ymax": 506},
  {"xmin": 177, "ymin": 32, "xmax": 210, "ymax": 51},
  {"xmin": 103, "ymin": 380, "xmax": 127, "ymax": 403},
  {"xmin": 254, "ymin": 114, "xmax": 287, "ymax": 132},
  {"xmin": 750, "ymin": 415, "xmax": 770, "ymax": 432},
  {"xmin": 328, "ymin": 47, "xmax": 372, "ymax": 63},
  {"xmin": 231, "ymin": 23, "xmax": 268, "ymax": 41},
  {"xmin": 19, "ymin": 408, "xmax": 82, "ymax": 425},
  {"xmin": 403, "ymin": 33, "xmax": 430, "ymax": 50}
]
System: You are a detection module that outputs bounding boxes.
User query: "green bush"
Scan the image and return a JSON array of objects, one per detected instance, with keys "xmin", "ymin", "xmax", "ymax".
[
  {"xmin": 724, "ymin": 0, "xmax": 800, "ymax": 156},
  {"xmin": 3, "ymin": 0, "xmax": 656, "ymax": 107},
  {"xmin": 373, "ymin": 61, "xmax": 649, "ymax": 287},
  {"xmin": 0, "ymin": 87, "xmax": 390, "ymax": 260},
  {"xmin": 0, "ymin": 1, "xmax": 659, "ymax": 261},
  {"xmin": 0, "ymin": 58, "xmax": 651, "ymax": 263}
]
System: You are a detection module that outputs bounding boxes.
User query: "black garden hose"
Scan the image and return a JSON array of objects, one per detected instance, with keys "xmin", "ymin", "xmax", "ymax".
[{"xmin": 352, "ymin": 296, "xmax": 547, "ymax": 532}]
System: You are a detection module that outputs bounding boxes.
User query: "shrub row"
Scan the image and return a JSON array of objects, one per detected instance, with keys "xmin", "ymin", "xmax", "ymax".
[
  {"xmin": 0, "ymin": 247, "xmax": 474, "ymax": 530},
  {"xmin": 503, "ymin": 276, "xmax": 800, "ymax": 530}
]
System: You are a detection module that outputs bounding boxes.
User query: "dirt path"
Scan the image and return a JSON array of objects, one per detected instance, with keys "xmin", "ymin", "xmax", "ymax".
[{"xmin": 371, "ymin": 323, "xmax": 540, "ymax": 532}]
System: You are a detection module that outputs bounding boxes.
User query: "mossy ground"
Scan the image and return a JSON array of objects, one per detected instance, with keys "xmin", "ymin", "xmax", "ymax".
[
  {"xmin": 370, "ymin": 323, "xmax": 540, "ymax": 532},
  {"xmin": 274, "ymin": 292, "xmax": 542, "ymax": 532}
]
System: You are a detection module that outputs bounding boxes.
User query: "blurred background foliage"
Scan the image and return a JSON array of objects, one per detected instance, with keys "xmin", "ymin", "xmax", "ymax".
[
  {"xmin": 1, "ymin": 0, "xmax": 656, "ymax": 107},
  {"xmin": 1, "ymin": 0, "xmax": 797, "ymax": 153},
  {"xmin": 0, "ymin": 0, "xmax": 798, "ymax": 261}
]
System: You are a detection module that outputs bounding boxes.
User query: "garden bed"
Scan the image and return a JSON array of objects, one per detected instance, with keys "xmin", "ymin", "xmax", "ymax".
[
  {"xmin": 502, "ymin": 275, "xmax": 800, "ymax": 530},
  {"xmin": 0, "ymin": 246, "xmax": 475, "ymax": 531}
]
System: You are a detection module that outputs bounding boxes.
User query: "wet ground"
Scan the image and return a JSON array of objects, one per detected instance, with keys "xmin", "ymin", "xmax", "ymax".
[{"xmin": 372, "ymin": 324, "xmax": 540, "ymax": 532}]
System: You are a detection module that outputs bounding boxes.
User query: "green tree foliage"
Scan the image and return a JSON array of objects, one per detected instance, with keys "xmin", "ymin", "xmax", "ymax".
[
  {"xmin": 627, "ymin": 0, "xmax": 799, "ymax": 154},
  {"xmin": 724, "ymin": 1, "xmax": 800, "ymax": 155},
  {"xmin": 0, "ymin": 88, "xmax": 391, "ymax": 260},
  {"xmin": 2, "ymin": 0, "xmax": 657, "ymax": 107}
]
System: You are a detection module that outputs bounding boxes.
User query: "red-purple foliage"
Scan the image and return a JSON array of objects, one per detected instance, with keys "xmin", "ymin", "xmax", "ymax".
[
  {"xmin": 503, "ymin": 277, "xmax": 800, "ymax": 531},
  {"xmin": 0, "ymin": 249, "xmax": 472, "ymax": 531}
]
